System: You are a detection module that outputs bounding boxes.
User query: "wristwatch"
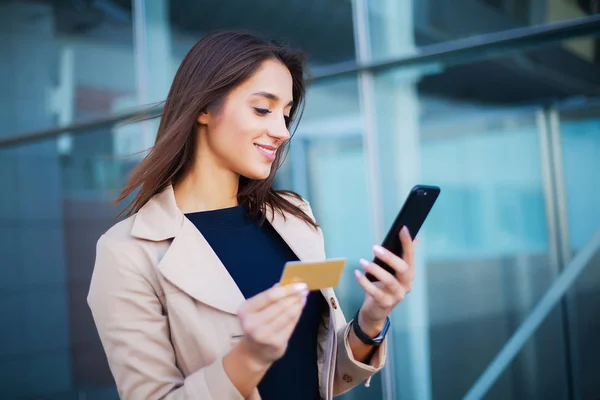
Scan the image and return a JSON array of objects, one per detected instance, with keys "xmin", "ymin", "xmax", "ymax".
[{"xmin": 352, "ymin": 309, "xmax": 390, "ymax": 346}]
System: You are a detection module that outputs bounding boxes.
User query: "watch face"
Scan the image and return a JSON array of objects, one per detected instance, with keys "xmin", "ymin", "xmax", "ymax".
[{"xmin": 376, "ymin": 317, "xmax": 391, "ymax": 342}]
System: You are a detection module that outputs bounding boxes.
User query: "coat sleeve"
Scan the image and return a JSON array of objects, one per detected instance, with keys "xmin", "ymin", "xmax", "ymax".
[
  {"xmin": 87, "ymin": 234, "xmax": 244, "ymax": 400},
  {"xmin": 301, "ymin": 199, "xmax": 387, "ymax": 396},
  {"xmin": 333, "ymin": 321, "xmax": 387, "ymax": 396}
]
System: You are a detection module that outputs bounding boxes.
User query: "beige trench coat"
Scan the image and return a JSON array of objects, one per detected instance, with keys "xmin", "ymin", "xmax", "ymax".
[{"xmin": 88, "ymin": 186, "xmax": 386, "ymax": 399}]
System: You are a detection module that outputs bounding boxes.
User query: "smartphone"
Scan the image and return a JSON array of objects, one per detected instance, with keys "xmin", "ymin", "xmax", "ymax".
[{"xmin": 366, "ymin": 185, "xmax": 440, "ymax": 282}]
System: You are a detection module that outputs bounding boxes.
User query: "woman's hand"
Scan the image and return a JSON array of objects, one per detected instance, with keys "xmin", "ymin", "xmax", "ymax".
[
  {"xmin": 237, "ymin": 282, "xmax": 309, "ymax": 368},
  {"xmin": 223, "ymin": 282, "xmax": 308, "ymax": 396},
  {"xmin": 354, "ymin": 226, "xmax": 416, "ymax": 334}
]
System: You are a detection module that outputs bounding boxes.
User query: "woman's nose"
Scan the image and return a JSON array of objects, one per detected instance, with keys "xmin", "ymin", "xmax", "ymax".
[{"xmin": 268, "ymin": 119, "xmax": 291, "ymax": 141}]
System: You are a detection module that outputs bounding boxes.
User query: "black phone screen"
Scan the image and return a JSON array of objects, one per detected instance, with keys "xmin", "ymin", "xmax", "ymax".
[{"xmin": 366, "ymin": 185, "xmax": 440, "ymax": 282}]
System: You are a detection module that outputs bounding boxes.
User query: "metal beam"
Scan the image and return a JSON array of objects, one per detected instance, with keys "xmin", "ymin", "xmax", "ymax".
[
  {"xmin": 0, "ymin": 107, "xmax": 162, "ymax": 148},
  {"xmin": 308, "ymin": 13, "xmax": 600, "ymax": 80},
  {"xmin": 2, "ymin": 14, "xmax": 600, "ymax": 148}
]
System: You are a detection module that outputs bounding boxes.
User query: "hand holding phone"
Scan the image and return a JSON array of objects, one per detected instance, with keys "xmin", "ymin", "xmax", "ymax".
[{"xmin": 366, "ymin": 185, "xmax": 440, "ymax": 282}]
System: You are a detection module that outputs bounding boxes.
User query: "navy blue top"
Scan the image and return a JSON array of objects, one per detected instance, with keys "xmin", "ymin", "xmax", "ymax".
[{"xmin": 186, "ymin": 205, "xmax": 324, "ymax": 400}]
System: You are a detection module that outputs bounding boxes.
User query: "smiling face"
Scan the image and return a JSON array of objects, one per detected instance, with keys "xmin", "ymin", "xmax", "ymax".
[{"xmin": 196, "ymin": 58, "xmax": 294, "ymax": 181}]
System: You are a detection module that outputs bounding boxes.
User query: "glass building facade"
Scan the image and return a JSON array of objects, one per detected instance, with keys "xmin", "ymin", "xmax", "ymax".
[{"xmin": 1, "ymin": 0, "xmax": 599, "ymax": 399}]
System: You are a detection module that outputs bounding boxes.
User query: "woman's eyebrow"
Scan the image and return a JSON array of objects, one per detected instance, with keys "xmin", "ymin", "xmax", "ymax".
[{"xmin": 252, "ymin": 91, "xmax": 294, "ymax": 107}]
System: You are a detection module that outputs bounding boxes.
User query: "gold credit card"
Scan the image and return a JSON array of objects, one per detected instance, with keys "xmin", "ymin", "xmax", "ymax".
[{"xmin": 279, "ymin": 258, "xmax": 346, "ymax": 291}]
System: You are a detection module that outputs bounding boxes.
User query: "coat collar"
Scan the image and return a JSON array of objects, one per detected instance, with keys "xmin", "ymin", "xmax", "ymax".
[
  {"xmin": 130, "ymin": 186, "xmax": 328, "ymax": 315},
  {"xmin": 130, "ymin": 185, "xmax": 184, "ymax": 241}
]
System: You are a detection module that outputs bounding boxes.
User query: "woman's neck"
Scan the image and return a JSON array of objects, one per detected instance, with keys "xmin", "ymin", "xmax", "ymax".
[{"xmin": 174, "ymin": 161, "xmax": 239, "ymax": 213}]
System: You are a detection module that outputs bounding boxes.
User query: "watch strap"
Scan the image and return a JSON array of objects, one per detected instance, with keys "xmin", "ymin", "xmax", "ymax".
[{"xmin": 352, "ymin": 309, "xmax": 390, "ymax": 346}]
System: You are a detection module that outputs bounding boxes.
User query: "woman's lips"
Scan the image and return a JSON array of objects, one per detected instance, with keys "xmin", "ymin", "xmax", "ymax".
[{"xmin": 255, "ymin": 144, "xmax": 277, "ymax": 161}]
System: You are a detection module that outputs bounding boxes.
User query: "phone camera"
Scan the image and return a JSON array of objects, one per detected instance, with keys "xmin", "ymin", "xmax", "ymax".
[{"xmin": 417, "ymin": 189, "xmax": 426, "ymax": 196}]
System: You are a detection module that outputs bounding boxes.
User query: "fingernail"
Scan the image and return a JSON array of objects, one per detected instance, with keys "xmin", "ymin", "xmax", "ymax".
[
  {"xmin": 354, "ymin": 269, "xmax": 363, "ymax": 279},
  {"xmin": 359, "ymin": 259, "xmax": 370, "ymax": 269},
  {"xmin": 294, "ymin": 282, "xmax": 308, "ymax": 291},
  {"xmin": 402, "ymin": 226, "xmax": 410, "ymax": 235},
  {"xmin": 302, "ymin": 289, "xmax": 310, "ymax": 297},
  {"xmin": 373, "ymin": 245, "xmax": 385, "ymax": 256}
]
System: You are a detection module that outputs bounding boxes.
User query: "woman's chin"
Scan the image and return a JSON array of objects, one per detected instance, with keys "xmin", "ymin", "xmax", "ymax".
[{"xmin": 240, "ymin": 167, "xmax": 272, "ymax": 181}]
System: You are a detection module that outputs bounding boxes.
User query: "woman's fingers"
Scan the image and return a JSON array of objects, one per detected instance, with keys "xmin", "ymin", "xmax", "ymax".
[
  {"xmin": 359, "ymin": 258, "xmax": 402, "ymax": 293},
  {"xmin": 373, "ymin": 245, "xmax": 411, "ymax": 280},
  {"xmin": 354, "ymin": 269, "xmax": 400, "ymax": 308},
  {"xmin": 247, "ymin": 294, "xmax": 306, "ymax": 345},
  {"xmin": 266, "ymin": 295, "xmax": 306, "ymax": 335},
  {"xmin": 370, "ymin": 230, "xmax": 416, "ymax": 293},
  {"xmin": 399, "ymin": 226, "xmax": 415, "ymax": 268},
  {"xmin": 250, "ymin": 290, "xmax": 306, "ymax": 324},
  {"xmin": 236, "ymin": 282, "xmax": 311, "ymax": 366},
  {"xmin": 241, "ymin": 282, "xmax": 307, "ymax": 314},
  {"xmin": 239, "ymin": 281, "xmax": 309, "ymax": 345}
]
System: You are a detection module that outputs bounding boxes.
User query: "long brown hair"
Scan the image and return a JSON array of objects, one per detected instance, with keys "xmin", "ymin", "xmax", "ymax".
[{"xmin": 117, "ymin": 30, "xmax": 317, "ymax": 229}]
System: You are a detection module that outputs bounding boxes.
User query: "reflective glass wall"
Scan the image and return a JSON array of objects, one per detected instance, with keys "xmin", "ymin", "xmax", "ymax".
[
  {"xmin": 0, "ymin": 0, "xmax": 135, "ymax": 398},
  {"xmin": 1, "ymin": 0, "xmax": 600, "ymax": 399}
]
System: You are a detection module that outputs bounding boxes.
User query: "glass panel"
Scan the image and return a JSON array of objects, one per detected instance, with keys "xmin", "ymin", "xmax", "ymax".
[
  {"xmin": 61, "ymin": 139, "xmax": 125, "ymax": 400},
  {"xmin": 361, "ymin": 33, "xmax": 600, "ymax": 397},
  {"xmin": 487, "ymin": 300, "xmax": 571, "ymax": 399},
  {"xmin": 559, "ymin": 103, "xmax": 600, "ymax": 400},
  {"xmin": 138, "ymin": 0, "xmax": 357, "ymax": 104},
  {"xmin": 298, "ymin": 76, "xmax": 367, "ymax": 267},
  {"xmin": 564, "ymin": 248, "xmax": 600, "ymax": 400},
  {"xmin": 0, "ymin": 1, "xmax": 136, "ymax": 140},
  {"xmin": 295, "ymin": 77, "xmax": 382, "ymax": 400},
  {"xmin": 417, "ymin": 114, "xmax": 568, "ymax": 400},
  {"xmin": 0, "ymin": 133, "xmax": 121, "ymax": 399},
  {"xmin": 366, "ymin": 0, "xmax": 598, "ymax": 60},
  {"xmin": 284, "ymin": 32, "xmax": 600, "ymax": 400},
  {"xmin": 560, "ymin": 104, "xmax": 600, "ymax": 253},
  {"xmin": 62, "ymin": 125, "xmax": 138, "ymax": 196}
]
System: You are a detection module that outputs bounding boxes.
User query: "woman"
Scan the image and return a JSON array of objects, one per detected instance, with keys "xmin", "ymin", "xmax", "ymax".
[{"xmin": 88, "ymin": 30, "xmax": 416, "ymax": 400}]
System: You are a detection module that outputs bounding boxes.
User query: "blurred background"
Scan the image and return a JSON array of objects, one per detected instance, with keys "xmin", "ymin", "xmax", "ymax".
[{"xmin": 1, "ymin": 0, "xmax": 600, "ymax": 399}]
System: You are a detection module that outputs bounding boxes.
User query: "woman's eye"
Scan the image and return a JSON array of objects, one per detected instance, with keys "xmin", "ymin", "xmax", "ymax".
[
  {"xmin": 254, "ymin": 108, "xmax": 289, "ymax": 124},
  {"xmin": 254, "ymin": 108, "xmax": 271, "ymax": 115}
]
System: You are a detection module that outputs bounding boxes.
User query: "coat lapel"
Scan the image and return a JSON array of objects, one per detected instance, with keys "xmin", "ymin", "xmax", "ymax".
[
  {"xmin": 266, "ymin": 202, "xmax": 325, "ymax": 262},
  {"xmin": 131, "ymin": 186, "xmax": 245, "ymax": 315},
  {"xmin": 130, "ymin": 187, "xmax": 328, "ymax": 316},
  {"xmin": 157, "ymin": 218, "xmax": 246, "ymax": 315}
]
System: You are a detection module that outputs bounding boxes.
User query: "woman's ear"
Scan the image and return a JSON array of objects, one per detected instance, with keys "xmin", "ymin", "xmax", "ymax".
[{"xmin": 196, "ymin": 111, "xmax": 211, "ymax": 125}]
